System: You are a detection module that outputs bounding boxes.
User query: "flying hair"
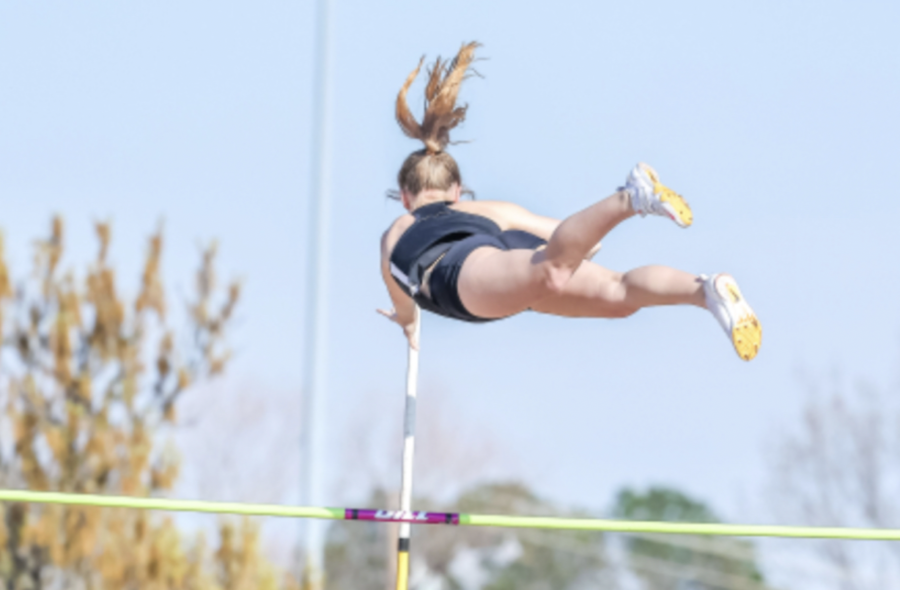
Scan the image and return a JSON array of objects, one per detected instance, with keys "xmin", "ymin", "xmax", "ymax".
[{"xmin": 395, "ymin": 42, "xmax": 481, "ymax": 155}]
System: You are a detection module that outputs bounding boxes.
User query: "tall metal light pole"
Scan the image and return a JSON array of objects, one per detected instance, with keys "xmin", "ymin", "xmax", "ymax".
[{"xmin": 301, "ymin": 0, "xmax": 332, "ymax": 587}]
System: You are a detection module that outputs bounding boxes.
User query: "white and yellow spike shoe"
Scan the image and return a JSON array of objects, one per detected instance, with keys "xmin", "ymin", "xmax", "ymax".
[
  {"xmin": 623, "ymin": 163, "xmax": 693, "ymax": 228},
  {"xmin": 702, "ymin": 273, "xmax": 762, "ymax": 361}
]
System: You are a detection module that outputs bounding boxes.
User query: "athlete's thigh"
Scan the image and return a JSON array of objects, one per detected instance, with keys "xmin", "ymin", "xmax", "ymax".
[
  {"xmin": 457, "ymin": 247, "xmax": 549, "ymax": 319},
  {"xmin": 529, "ymin": 261, "xmax": 632, "ymax": 318}
]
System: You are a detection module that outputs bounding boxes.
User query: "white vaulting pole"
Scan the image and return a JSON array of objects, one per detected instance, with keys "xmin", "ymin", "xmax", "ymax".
[
  {"xmin": 301, "ymin": 0, "xmax": 333, "ymax": 587},
  {"xmin": 395, "ymin": 306, "xmax": 421, "ymax": 590}
]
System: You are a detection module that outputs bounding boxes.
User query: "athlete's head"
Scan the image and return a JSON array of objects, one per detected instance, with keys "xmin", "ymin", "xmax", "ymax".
[{"xmin": 394, "ymin": 42, "xmax": 479, "ymax": 203}]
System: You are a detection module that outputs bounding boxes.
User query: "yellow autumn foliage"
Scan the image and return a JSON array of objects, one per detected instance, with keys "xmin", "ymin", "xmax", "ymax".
[{"xmin": 0, "ymin": 219, "xmax": 297, "ymax": 590}]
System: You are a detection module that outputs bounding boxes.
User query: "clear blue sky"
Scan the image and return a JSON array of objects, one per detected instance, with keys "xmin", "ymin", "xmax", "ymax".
[{"xmin": 2, "ymin": 0, "xmax": 899, "ymax": 525}]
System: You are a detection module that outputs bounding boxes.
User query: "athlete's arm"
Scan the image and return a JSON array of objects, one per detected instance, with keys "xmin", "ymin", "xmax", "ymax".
[
  {"xmin": 379, "ymin": 229, "xmax": 419, "ymax": 348},
  {"xmin": 488, "ymin": 202, "xmax": 602, "ymax": 259}
]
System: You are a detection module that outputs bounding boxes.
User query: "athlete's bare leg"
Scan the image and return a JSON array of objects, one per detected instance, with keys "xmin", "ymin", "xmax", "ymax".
[
  {"xmin": 529, "ymin": 263, "xmax": 705, "ymax": 318},
  {"xmin": 456, "ymin": 190, "xmax": 703, "ymax": 319},
  {"xmin": 541, "ymin": 190, "xmax": 634, "ymax": 287},
  {"xmin": 459, "ymin": 246, "xmax": 704, "ymax": 319}
]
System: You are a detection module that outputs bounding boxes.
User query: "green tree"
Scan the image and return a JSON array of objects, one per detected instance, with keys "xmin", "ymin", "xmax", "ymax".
[
  {"xmin": 613, "ymin": 486, "xmax": 768, "ymax": 590},
  {"xmin": 0, "ymin": 219, "xmax": 296, "ymax": 590},
  {"xmin": 457, "ymin": 483, "xmax": 607, "ymax": 590}
]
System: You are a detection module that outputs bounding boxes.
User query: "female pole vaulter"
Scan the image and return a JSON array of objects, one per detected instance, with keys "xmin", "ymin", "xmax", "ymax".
[{"xmin": 378, "ymin": 42, "xmax": 761, "ymax": 361}]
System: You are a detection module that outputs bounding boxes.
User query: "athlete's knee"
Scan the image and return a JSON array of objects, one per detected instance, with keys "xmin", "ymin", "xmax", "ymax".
[
  {"xmin": 540, "ymin": 262, "xmax": 576, "ymax": 295},
  {"xmin": 608, "ymin": 272, "xmax": 639, "ymax": 317}
]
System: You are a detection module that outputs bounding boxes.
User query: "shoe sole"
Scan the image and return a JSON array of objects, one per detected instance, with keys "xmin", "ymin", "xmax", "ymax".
[
  {"xmin": 640, "ymin": 164, "xmax": 693, "ymax": 228},
  {"xmin": 716, "ymin": 275, "xmax": 762, "ymax": 361},
  {"xmin": 658, "ymin": 188, "xmax": 693, "ymax": 228}
]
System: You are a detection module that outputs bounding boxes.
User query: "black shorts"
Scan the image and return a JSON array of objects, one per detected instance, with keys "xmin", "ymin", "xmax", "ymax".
[{"xmin": 425, "ymin": 230, "xmax": 547, "ymax": 323}]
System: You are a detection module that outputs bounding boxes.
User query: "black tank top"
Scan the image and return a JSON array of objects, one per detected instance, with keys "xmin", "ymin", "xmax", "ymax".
[{"xmin": 389, "ymin": 201, "xmax": 502, "ymax": 301}]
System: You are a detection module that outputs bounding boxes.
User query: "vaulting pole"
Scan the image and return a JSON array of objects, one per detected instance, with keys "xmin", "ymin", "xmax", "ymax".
[{"xmin": 395, "ymin": 306, "xmax": 421, "ymax": 590}]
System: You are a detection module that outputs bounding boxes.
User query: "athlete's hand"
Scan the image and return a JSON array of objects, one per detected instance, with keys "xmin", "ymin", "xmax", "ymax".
[{"xmin": 376, "ymin": 308, "xmax": 420, "ymax": 350}]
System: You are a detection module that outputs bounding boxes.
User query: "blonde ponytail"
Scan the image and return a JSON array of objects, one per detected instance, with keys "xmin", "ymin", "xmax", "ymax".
[
  {"xmin": 395, "ymin": 41, "xmax": 480, "ymax": 155},
  {"xmin": 393, "ymin": 43, "xmax": 480, "ymax": 198}
]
